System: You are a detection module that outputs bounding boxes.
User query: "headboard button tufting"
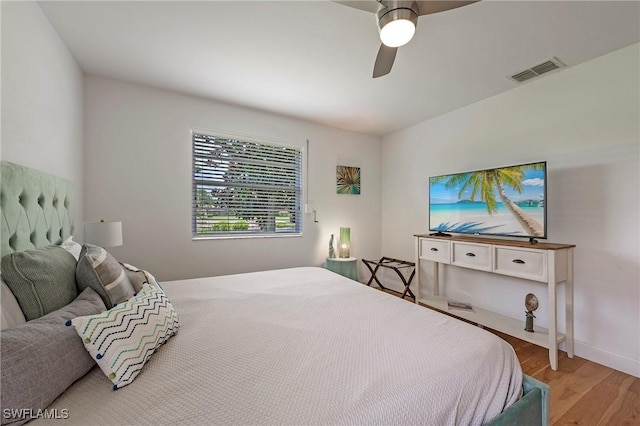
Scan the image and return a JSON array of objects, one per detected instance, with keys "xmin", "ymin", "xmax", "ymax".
[
  {"xmin": 1, "ymin": 161, "xmax": 75, "ymax": 258},
  {"xmin": 8, "ymin": 233, "xmax": 17, "ymax": 251}
]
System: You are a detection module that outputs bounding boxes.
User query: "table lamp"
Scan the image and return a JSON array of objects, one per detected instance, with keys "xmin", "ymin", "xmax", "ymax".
[
  {"xmin": 84, "ymin": 220, "xmax": 123, "ymax": 248},
  {"xmin": 339, "ymin": 227, "xmax": 350, "ymax": 258}
]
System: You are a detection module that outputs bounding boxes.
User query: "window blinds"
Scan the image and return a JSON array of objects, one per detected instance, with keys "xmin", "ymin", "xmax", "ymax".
[{"xmin": 192, "ymin": 133, "xmax": 302, "ymax": 237}]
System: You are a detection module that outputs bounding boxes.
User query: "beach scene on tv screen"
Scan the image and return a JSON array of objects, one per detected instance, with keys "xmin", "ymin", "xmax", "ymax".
[{"xmin": 429, "ymin": 163, "xmax": 545, "ymax": 237}]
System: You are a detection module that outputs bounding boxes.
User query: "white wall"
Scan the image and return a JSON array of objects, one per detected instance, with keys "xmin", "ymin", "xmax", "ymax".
[
  {"xmin": 84, "ymin": 76, "xmax": 381, "ymax": 281},
  {"xmin": 380, "ymin": 44, "xmax": 640, "ymax": 377},
  {"xmin": 1, "ymin": 1, "xmax": 84, "ymax": 237}
]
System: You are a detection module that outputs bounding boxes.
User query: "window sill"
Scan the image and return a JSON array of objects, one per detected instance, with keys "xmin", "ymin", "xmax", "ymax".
[{"xmin": 192, "ymin": 233, "xmax": 302, "ymax": 241}]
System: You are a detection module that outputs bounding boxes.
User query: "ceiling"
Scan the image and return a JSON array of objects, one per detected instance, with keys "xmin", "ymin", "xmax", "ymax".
[{"xmin": 39, "ymin": 1, "xmax": 640, "ymax": 137}]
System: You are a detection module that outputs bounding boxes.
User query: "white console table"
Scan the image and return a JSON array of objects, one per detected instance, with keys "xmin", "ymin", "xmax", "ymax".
[{"xmin": 414, "ymin": 234, "xmax": 575, "ymax": 370}]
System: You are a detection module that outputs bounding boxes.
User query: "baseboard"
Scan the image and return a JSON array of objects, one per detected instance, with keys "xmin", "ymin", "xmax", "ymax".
[{"xmin": 566, "ymin": 340, "xmax": 640, "ymax": 378}]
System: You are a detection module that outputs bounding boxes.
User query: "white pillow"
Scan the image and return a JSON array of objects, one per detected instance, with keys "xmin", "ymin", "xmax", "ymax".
[
  {"xmin": 1, "ymin": 277, "xmax": 27, "ymax": 330},
  {"xmin": 70, "ymin": 283, "xmax": 179, "ymax": 389},
  {"xmin": 60, "ymin": 236, "xmax": 82, "ymax": 261}
]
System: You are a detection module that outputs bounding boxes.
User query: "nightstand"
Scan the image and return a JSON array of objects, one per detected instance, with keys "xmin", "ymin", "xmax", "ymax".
[{"xmin": 325, "ymin": 257, "xmax": 358, "ymax": 281}]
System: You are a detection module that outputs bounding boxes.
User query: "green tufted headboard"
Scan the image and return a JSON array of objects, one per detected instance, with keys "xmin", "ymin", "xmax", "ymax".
[{"xmin": 1, "ymin": 161, "xmax": 74, "ymax": 258}]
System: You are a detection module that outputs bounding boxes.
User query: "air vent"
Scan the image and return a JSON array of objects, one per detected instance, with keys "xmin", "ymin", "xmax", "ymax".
[
  {"xmin": 511, "ymin": 69, "xmax": 538, "ymax": 83},
  {"xmin": 509, "ymin": 57, "xmax": 565, "ymax": 83}
]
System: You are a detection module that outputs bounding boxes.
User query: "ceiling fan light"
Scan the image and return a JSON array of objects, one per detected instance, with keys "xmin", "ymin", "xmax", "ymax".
[{"xmin": 380, "ymin": 19, "xmax": 416, "ymax": 47}]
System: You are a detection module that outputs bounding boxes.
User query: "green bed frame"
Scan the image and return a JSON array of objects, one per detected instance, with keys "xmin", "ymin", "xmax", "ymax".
[
  {"xmin": 489, "ymin": 375, "xmax": 550, "ymax": 426},
  {"xmin": 0, "ymin": 160, "xmax": 549, "ymax": 425}
]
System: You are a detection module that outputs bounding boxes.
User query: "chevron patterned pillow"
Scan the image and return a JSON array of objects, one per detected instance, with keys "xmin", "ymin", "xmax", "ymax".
[{"xmin": 69, "ymin": 283, "xmax": 179, "ymax": 390}]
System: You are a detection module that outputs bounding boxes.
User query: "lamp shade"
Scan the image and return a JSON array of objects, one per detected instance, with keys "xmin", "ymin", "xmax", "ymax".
[
  {"xmin": 84, "ymin": 220, "xmax": 123, "ymax": 248},
  {"xmin": 339, "ymin": 227, "xmax": 350, "ymax": 258}
]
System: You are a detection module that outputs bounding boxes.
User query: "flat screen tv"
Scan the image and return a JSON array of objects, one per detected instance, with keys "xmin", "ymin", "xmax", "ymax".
[{"xmin": 429, "ymin": 161, "xmax": 547, "ymax": 241}]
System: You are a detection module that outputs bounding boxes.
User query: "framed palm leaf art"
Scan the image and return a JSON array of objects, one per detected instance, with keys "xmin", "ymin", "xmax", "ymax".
[{"xmin": 337, "ymin": 165, "xmax": 361, "ymax": 195}]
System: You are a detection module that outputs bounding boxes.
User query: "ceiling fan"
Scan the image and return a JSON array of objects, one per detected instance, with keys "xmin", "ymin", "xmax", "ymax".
[{"xmin": 335, "ymin": 1, "xmax": 478, "ymax": 78}]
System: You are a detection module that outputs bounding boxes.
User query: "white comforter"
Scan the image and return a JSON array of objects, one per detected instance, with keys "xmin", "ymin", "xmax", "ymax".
[{"xmin": 39, "ymin": 267, "xmax": 522, "ymax": 425}]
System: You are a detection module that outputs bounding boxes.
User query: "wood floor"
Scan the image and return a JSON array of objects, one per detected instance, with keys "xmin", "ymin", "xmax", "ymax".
[
  {"xmin": 382, "ymin": 290, "xmax": 640, "ymax": 425},
  {"xmin": 497, "ymin": 331, "xmax": 640, "ymax": 425}
]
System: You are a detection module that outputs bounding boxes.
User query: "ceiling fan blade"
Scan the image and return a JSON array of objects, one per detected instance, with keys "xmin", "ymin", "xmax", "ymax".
[
  {"xmin": 416, "ymin": 1, "xmax": 478, "ymax": 16},
  {"xmin": 333, "ymin": 1, "xmax": 383, "ymax": 14},
  {"xmin": 373, "ymin": 44, "xmax": 397, "ymax": 78}
]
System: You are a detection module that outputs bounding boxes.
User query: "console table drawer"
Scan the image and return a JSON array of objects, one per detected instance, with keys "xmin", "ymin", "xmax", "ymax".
[
  {"xmin": 452, "ymin": 242, "xmax": 492, "ymax": 271},
  {"xmin": 494, "ymin": 247, "xmax": 547, "ymax": 282},
  {"xmin": 419, "ymin": 239, "xmax": 450, "ymax": 263}
]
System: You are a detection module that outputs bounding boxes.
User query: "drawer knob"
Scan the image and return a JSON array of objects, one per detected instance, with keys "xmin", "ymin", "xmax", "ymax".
[
  {"xmin": 430, "ymin": 248, "xmax": 438, "ymax": 252},
  {"xmin": 512, "ymin": 259, "xmax": 526, "ymax": 264},
  {"xmin": 465, "ymin": 252, "xmax": 476, "ymax": 257}
]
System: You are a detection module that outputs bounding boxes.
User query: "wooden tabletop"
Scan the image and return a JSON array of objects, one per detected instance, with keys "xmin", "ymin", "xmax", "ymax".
[{"xmin": 414, "ymin": 234, "xmax": 575, "ymax": 250}]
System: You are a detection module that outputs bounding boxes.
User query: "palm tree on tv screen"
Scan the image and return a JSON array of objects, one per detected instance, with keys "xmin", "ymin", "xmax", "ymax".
[{"xmin": 432, "ymin": 164, "xmax": 544, "ymax": 237}]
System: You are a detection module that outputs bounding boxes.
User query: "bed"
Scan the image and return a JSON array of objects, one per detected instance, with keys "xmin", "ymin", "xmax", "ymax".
[{"xmin": 0, "ymin": 161, "xmax": 549, "ymax": 425}]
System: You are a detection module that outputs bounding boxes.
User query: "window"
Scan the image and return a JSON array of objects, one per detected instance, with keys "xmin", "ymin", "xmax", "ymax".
[{"xmin": 192, "ymin": 132, "xmax": 302, "ymax": 238}]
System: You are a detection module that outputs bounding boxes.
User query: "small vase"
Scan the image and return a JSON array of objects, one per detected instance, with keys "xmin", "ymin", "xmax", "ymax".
[{"xmin": 328, "ymin": 234, "xmax": 336, "ymax": 258}]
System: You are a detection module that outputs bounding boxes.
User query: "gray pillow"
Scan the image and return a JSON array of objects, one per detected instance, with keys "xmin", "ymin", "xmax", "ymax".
[
  {"xmin": 1, "ymin": 245, "xmax": 78, "ymax": 321},
  {"xmin": 0, "ymin": 278, "xmax": 26, "ymax": 330},
  {"xmin": 0, "ymin": 287, "xmax": 106, "ymax": 425},
  {"xmin": 76, "ymin": 243, "xmax": 135, "ymax": 309}
]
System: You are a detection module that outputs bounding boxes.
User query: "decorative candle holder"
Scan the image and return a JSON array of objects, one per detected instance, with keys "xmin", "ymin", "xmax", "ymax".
[{"xmin": 339, "ymin": 227, "xmax": 350, "ymax": 258}]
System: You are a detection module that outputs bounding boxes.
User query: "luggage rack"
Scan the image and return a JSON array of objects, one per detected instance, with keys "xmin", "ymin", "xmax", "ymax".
[{"xmin": 361, "ymin": 257, "xmax": 416, "ymax": 300}]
